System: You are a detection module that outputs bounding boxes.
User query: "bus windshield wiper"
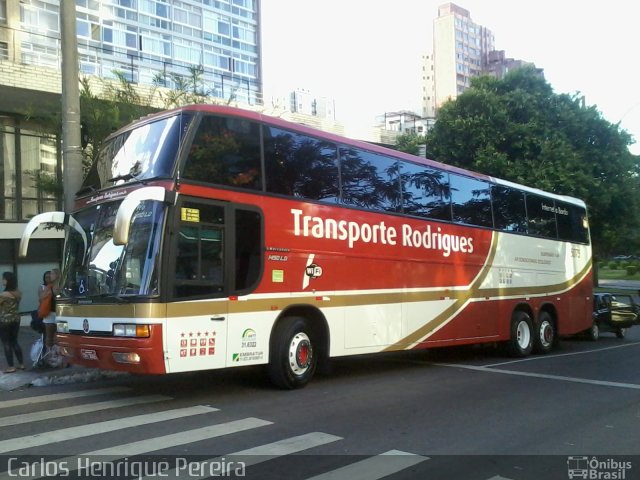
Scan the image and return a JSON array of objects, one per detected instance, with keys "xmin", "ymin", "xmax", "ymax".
[
  {"xmin": 90, "ymin": 293, "xmax": 132, "ymax": 303},
  {"xmin": 107, "ymin": 172, "xmax": 138, "ymax": 183}
]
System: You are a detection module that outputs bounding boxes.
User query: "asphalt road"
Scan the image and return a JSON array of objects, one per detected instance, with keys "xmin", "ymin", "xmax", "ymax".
[{"xmin": 1, "ymin": 326, "xmax": 639, "ymax": 480}]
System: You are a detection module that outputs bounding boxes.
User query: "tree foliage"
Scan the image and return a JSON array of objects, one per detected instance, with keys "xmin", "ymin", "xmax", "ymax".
[
  {"xmin": 395, "ymin": 131, "xmax": 426, "ymax": 156},
  {"xmin": 424, "ymin": 66, "xmax": 640, "ymax": 256}
]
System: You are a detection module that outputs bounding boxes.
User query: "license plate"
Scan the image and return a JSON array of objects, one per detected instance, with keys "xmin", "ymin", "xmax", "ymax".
[{"xmin": 80, "ymin": 349, "xmax": 98, "ymax": 360}]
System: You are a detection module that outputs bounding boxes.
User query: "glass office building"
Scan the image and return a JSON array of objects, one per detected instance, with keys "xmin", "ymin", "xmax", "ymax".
[{"xmin": 18, "ymin": 0, "xmax": 262, "ymax": 104}]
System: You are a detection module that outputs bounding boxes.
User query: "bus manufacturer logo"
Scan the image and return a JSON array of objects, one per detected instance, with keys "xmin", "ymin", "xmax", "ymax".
[
  {"xmin": 306, "ymin": 263, "xmax": 323, "ymax": 279},
  {"xmin": 83, "ymin": 319, "xmax": 90, "ymax": 334}
]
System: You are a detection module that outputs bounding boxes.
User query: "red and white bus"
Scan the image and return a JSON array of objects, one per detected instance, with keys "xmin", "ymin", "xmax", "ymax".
[{"xmin": 20, "ymin": 105, "xmax": 593, "ymax": 388}]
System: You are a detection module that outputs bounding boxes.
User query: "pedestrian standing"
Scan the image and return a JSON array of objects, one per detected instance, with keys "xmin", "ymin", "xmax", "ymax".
[
  {"xmin": 0, "ymin": 272, "xmax": 24, "ymax": 373},
  {"xmin": 41, "ymin": 269, "xmax": 59, "ymax": 349}
]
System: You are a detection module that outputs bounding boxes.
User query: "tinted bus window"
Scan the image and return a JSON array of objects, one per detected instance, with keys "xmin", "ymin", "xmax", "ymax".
[
  {"xmin": 339, "ymin": 147, "xmax": 401, "ymax": 212},
  {"xmin": 492, "ymin": 185, "xmax": 527, "ymax": 233},
  {"xmin": 235, "ymin": 208, "xmax": 262, "ymax": 291},
  {"xmin": 399, "ymin": 162, "xmax": 451, "ymax": 221},
  {"xmin": 526, "ymin": 194, "xmax": 557, "ymax": 239},
  {"xmin": 183, "ymin": 115, "xmax": 262, "ymax": 191},
  {"xmin": 556, "ymin": 202, "xmax": 589, "ymax": 244},
  {"xmin": 450, "ymin": 174, "xmax": 492, "ymax": 227},
  {"xmin": 263, "ymin": 126, "xmax": 339, "ymax": 202}
]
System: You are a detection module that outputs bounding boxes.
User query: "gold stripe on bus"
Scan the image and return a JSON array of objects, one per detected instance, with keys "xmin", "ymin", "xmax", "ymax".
[
  {"xmin": 383, "ymin": 250, "xmax": 592, "ymax": 351},
  {"xmin": 382, "ymin": 232, "xmax": 500, "ymax": 350},
  {"xmin": 58, "ymin": 303, "xmax": 167, "ymax": 319}
]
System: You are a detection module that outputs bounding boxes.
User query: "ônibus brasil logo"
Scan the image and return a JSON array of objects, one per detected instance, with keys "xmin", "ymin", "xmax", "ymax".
[{"xmin": 567, "ymin": 456, "xmax": 632, "ymax": 479}]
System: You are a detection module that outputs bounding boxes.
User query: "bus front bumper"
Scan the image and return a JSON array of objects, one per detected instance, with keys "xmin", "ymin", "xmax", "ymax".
[{"xmin": 56, "ymin": 326, "xmax": 165, "ymax": 374}]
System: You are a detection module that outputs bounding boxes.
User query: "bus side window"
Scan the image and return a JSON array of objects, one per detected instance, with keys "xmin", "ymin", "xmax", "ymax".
[
  {"xmin": 492, "ymin": 185, "xmax": 527, "ymax": 233},
  {"xmin": 183, "ymin": 115, "xmax": 262, "ymax": 191}
]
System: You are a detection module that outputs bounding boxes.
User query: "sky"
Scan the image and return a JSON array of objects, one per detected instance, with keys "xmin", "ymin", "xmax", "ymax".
[{"xmin": 260, "ymin": 0, "xmax": 640, "ymax": 154}]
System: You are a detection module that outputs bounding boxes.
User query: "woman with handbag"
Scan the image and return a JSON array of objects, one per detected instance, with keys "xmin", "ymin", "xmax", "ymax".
[
  {"xmin": 40, "ymin": 268, "xmax": 59, "ymax": 349},
  {"xmin": 0, "ymin": 271, "xmax": 24, "ymax": 373}
]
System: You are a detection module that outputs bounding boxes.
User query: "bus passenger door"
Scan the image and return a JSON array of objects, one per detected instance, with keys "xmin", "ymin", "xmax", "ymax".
[{"xmin": 164, "ymin": 198, "xmax": 230, "ymax": 373}]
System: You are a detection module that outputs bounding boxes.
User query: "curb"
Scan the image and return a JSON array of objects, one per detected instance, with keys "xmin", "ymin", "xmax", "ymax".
[{"xmin": 0, "ymin": 366, "xmax": 130, "ymax": 392}]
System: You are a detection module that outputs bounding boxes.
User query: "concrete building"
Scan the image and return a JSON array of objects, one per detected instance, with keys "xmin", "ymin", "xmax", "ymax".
[
  {"xmin": 486, "ymin": 49, "xmax": 543, "ymax": 80},
  {"xmin": 289, "ymin": 89, "xmax": 336, "ymax": 120},
  {"xmin": 423, "ymin": 2, "xmax": 540, "ymax": 117},
  {"xmin": 0, "ymin": 0, "xmax": 262, "ymax": 312},
  {"xmin": 430, "ymin": 2, "xmax": 494, "ymax": 112}
]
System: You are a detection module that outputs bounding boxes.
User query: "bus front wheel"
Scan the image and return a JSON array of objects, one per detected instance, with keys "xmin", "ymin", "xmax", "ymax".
[
  {"xmin": 268, "ymin": 316, "xmax": 317, "ymax": 389},
  {"xmin": 507, "ymin": 311, "xmax": 533, "ymax": 357}
]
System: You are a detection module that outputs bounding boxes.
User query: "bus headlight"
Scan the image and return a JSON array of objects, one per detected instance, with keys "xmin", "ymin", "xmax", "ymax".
[
  {"xmin": 57, "ymin": 321, "xmax": 69, "ymax": 333},
  {"xmin": 112, "ymin": 352, "xmax": 141, "ymax": 364},
  {"xmin": 113, "ymin": 324, "xmax": 150, "ymax": 338}
]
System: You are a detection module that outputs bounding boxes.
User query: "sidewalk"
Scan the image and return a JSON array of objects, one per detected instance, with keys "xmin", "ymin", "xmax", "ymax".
[{"xmin": 0, "ymin": 322, "xmax": 127, "ymax": 392}]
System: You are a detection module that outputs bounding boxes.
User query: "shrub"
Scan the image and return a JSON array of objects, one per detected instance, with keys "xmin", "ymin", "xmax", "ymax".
[
  {"xmin": 609, "ymin": 261, "xmax": 620, "ymax": 270},
  {"xmin": 627, "ymin": 265, "xmax": 638, "ymax": 276}
]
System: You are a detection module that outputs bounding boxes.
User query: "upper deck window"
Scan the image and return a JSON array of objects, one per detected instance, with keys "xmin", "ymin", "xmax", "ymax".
[
  {"xmin": 449, "ymin": 174, "xmax": 492, "ymax": 227},
  {"xmin": 399, "ymin": 162, "xmax": 451, "ymax": 221},
  {"xmin": 183, "ymin": 115, "xmax": 262, "ymax": 191},
  {"xmin": 526, "ymin": 194, "xmax": 558, "ymax": 239},
  {"xmin": 263, "ymin": 126, "xmax": 339, "ymax": 202},
  {"xmin": 339, "ymin": 147, "xmax": 400, "ymax": 212}
]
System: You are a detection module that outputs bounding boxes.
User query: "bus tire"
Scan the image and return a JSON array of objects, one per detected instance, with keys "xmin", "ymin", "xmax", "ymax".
[
  {"xmin": 616, "ymin": 328, "xmax": 626, "ymax": 339},
  {"xmin": 507, "ymin": 311, "xmax": 533, "ymax": 357},
  {"xmin": 268, "ymin": 316, "xmax": 317, "ymax": 389},
  {"xmin": 533, "ymin": 311, "xmax": 555, "ymax": 354}
]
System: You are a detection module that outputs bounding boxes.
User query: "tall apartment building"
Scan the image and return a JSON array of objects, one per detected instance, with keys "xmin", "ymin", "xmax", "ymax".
[
  {"xmin": 0, "ymin": 0, "xmax": 262, "ymax": 311},
  {"xmin": 423, "ymin": 3, "xmax": 540, "ymax": 117},
  {"xmin": 427, "ymin": 2, "xmax": 494, "ymax": 114}
]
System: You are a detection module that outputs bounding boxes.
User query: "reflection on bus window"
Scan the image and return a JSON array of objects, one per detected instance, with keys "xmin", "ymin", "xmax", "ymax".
[
  {"xmin": 339, "ymin": 147, "xmax": 400, "ymax": 212},
  {"xmin": 527, "ymin": 194, "xmax": 558, "ymax": 238},
  {"xmin": 450, "ymin": 174, "xmax": 492, "ymax": 227},
  {"xmin": 263, "ymin": 126, "xmax": 339, "ymax": 202},
  {"xmin": 183, "ymin": 115, "xmax": 262, "ymax": 190},
  {"xmin": 492, "ymin": 185, "xmax": 527, "ymax": 233},
  {"xmin": 400, "ymin": 162, "xmax": 451, "ymax": 221}
]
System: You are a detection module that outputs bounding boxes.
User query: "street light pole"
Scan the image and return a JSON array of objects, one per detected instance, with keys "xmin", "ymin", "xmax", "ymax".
[{"xmin": 60, "ymin": 0, "xmax": 83, "ymax": 213}]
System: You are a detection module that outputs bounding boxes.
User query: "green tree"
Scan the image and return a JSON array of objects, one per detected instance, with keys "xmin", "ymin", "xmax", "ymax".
[
  {"xmin": 425, "ymin": 66, "xmax": 640, "ymax": 257},
  {"xmin": 395, "ymin": 131, "xmax": 426, "ymax": 156}
]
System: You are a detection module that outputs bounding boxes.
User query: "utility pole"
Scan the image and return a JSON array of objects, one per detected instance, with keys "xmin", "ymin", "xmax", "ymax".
[{"xmin": 60, "ymin": 0, "xmax": 83, "ymax": 213}]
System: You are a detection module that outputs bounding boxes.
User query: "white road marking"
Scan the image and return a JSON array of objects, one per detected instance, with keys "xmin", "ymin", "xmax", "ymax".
[
  {"xmin": 436, "ymin": 363, "xmax": 640, "ymax": 390},
  {"xmin": 0, "ymin": 387, "xmax": 131, "ymax": 410},
  {"xmin": 0, "ymin": 405, "xmax": 218, "ymax": 454},
  {"xmin": 304, "ymin": 450, "xmax": 428, "ymax": 480},
  {"xmin": 140, "ymin": 432, "xmax": 344, "ymax": 479},
  {"xmin": 484, "ymin": 341, "xmax": 640, "ymax": 367},
  {"xmin": 0, "ymin": 418, "xmax": 273, "ymax": 480},
  {"xmin": 0, "ymin": 395, "xmax": 171, "ymax": 427}
]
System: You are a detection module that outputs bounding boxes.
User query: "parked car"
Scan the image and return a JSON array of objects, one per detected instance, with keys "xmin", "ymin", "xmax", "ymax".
[{"xmin": 588, "ymin": 293, "xmax": 640, "ymax": 340}]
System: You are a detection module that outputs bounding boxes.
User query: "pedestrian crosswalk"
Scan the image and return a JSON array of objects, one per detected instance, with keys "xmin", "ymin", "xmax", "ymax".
[{"xmin": 0, "ymin": 386, "xmax": 522, "ymax": 480}]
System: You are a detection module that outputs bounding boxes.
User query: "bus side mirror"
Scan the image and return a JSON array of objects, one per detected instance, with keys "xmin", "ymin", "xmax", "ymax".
[
  {"xmin": 19, "ymin": 211, "xmax": 87, "ymax": 258},
  {"xmin": 113, "ymin": 186, "xmax": 174, "ymax": 246}
]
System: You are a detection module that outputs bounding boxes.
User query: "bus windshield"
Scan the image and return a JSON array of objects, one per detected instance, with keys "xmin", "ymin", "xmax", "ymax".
[
  {"xmin": 81, "ymin": 112, "xmax": 192, "ymax": 191},
  {"xmin": 60, "ymin": 200, "xmax": 165, "ymax": 300}
]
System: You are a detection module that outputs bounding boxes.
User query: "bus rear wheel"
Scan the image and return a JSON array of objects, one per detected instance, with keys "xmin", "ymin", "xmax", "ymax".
[
  {"xmin": 533, "ymin": 311, "xmax": 555, "ymax": 354},
  {"xmin": 507, "ymin": 311, "xmax": 533, "ymax": 357},
  {"xmin": 268, "ymin": 316, "xmax": 317, "ymax": 389}
]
